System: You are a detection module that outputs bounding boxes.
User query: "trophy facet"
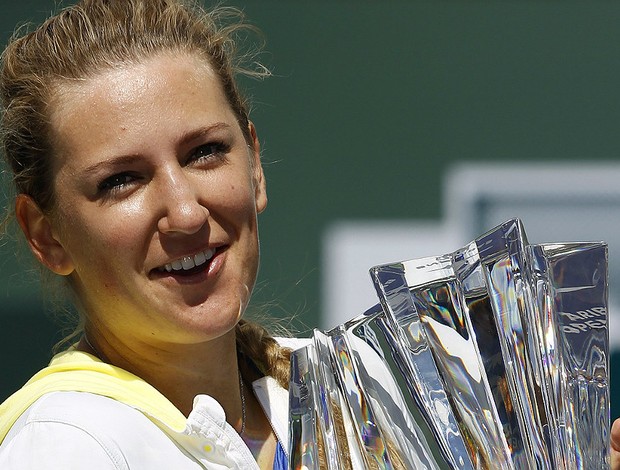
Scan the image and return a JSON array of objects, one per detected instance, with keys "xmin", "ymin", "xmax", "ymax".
[{"xmin": 289, "ymin": 219, "xmax": 609, "ymax": 469}]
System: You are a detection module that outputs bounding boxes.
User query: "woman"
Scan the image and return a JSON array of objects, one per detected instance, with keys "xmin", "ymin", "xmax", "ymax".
[
  {"xmin": 0, "ymin": 0, "xmax": 301, "ymax": 468},
  {"xmin": 2, "ymin": 1, "xmax": 620, "ymax": 469}
]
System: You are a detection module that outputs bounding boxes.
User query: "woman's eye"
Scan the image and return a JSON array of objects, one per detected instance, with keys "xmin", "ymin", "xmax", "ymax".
[
  {"xmin": 97, "ymin": 173, "xmax": 136, "ymax": 193},
  {"xmin": 188, "ymin": 142, "xmax": 229, "ymax": 164}
]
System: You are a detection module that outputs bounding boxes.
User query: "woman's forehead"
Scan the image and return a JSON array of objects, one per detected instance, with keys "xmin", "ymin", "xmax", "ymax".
[
  {"xmin": 49, "ymin": 52, "xmax": 217, "ymax": 116},
  {"xmin": 47, "ymin": 54, "xmax": 237, "ymax": 168}
]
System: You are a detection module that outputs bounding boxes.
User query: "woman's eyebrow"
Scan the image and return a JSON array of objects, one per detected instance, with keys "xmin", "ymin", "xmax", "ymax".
[
  {"xmin": 80, "ymin": 154, "xmax": 140, "ymax": 176},
  {"xmin": 79, "ymin": 123, "xmax": 233, "ymax": 176},
  {"xmin": 80, "ymin": 154, "xmax": 143, "ymax": 177},
  {"xmin": 177, "ymin": 122, "xmax": 232, "ymax": 144}
]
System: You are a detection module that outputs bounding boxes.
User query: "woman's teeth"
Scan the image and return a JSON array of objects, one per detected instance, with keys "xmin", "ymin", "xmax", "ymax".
[{"xmin": 161, "ymin": 248, "xmax": 215, "ymax": 273}]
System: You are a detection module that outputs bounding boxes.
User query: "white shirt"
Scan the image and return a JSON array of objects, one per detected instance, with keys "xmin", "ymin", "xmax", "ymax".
[{"xmin": 0, "ymin": 338, "xmax": 307, "ymax": 470}]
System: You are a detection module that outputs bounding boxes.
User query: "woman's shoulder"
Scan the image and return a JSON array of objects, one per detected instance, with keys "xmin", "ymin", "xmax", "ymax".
[
  {"xmin": 0, "ymin": 391, "xmax": 199, "ymax": 469},
  {"xmin": 7, "ymin": 390, "xmax": 151, "ymax": 431},
  {"xmin": 0, "ymin": 392, "xmax": 135, "ymax": 468}
]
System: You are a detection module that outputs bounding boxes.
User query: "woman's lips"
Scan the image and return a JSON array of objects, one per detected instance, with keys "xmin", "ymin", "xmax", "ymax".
[
  {"xmin": 151, "ymin": 246, "xmax": 227, "ymax": 281},
  {"xmin": 158, "ymin": 247, "xmax": 215, "ymax": 273}
]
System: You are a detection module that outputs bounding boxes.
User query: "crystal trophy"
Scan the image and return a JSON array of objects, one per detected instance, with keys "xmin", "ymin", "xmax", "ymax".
[{"xmin": 289, "ymin": 219, "xmax": 609, "ymax": 469}]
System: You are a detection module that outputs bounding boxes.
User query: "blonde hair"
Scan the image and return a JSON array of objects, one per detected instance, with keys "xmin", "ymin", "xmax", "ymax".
[
  {"xmin": 1, "ymin": 0, "xmax": 290, "ymax": 386},
  {"xmin": 2, "ymin": 0, "xmax": 267, "ymax": 211}
]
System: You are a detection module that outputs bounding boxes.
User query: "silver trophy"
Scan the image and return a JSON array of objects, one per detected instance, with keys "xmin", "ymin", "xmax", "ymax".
[{"xmin": 289, "ymin": 219, "xmax": 609, "ymax": 469}]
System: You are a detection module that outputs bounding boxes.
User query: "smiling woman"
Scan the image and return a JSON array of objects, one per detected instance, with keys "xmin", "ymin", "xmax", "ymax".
[
  {"xmin": 0, "ymin": 1, "xmax": 299, "ymax": 469},
  {"xmin": 43, "ymin": 54, "xmax": 267, "ymax": 351}
]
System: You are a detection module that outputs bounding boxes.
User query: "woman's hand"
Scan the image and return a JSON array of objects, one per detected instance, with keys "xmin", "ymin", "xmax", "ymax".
[{"xmin": 612, "ymin": 418, "xmax": 620, "ymax": 469}]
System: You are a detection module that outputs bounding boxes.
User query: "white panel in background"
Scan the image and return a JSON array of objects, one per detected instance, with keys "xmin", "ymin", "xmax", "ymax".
[
  {"xmin": 321, "ymin": 221, "xmax": 463, "ymax": 330},
  {"xmin": 445, "ymin": 162, "xmax": 620, "ymax": 350},
  {"xmin": 321, "ymin": 161, "xmax": 620, "ymax": 349}
]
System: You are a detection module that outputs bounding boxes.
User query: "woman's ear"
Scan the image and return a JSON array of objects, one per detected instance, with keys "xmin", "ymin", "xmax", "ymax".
[
  {"xmin": 15, "ymin": 194, "xmax": 74, "ymax": 275},
  {"xmin": 248, "ymin": 122, "xmax": 267, "ymax": 214}
]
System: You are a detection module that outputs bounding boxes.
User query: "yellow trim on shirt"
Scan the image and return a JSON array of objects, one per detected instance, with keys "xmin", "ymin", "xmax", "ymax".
[{"xmin": 0, "ymin": 349, "xmax": 187, "ymax": 442}]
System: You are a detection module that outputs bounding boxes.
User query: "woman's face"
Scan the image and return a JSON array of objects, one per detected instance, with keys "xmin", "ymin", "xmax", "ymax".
[{"xmin": 43, "ymin": 53, "xmax": 267, "ymax": 347}]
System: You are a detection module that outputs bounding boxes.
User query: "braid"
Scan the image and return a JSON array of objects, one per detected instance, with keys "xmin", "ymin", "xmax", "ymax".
[{"xmin": 235, "ymin": 319, "xmax": 291, "ymax": 389}]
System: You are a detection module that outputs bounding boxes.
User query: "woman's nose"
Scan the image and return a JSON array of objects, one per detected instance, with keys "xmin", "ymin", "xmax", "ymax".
[{"xmin": 156, "ymin": 169, "xmax": 209, "ymax": 235}]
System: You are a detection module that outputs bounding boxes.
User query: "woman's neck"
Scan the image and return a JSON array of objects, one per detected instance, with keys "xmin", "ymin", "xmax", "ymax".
[
  {"xmin": 78, "ymin": 325, "xmax": 278, "ymax": 467},
  {"xmin": 79, "ymin": 328, "xmax": 241, "ymax": 420}
]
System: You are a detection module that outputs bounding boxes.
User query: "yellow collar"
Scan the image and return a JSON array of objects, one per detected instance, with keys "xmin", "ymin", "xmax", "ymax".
[{"xmin": 0, "ymin": 349, "xmax": 187, "ymax": 442}]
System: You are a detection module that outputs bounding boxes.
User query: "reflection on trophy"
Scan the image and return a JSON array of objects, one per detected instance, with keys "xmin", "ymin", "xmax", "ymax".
[{"xmin": 289, "ymin": 219, "xmax": 609, "ymax": 469}]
